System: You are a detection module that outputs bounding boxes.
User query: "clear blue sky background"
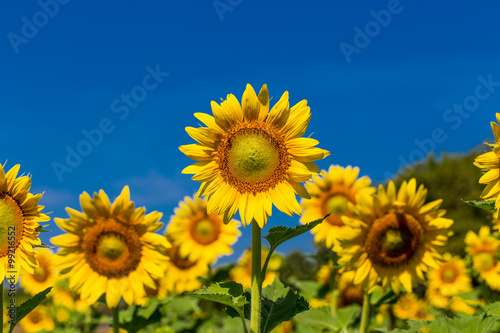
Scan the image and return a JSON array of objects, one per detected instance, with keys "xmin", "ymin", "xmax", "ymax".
[{"xmin": 1, "ymin": 0, "xmax": 500, "ymax": 264}]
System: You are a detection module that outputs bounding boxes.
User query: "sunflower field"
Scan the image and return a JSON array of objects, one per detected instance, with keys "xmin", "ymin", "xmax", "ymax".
[{"xmin": 3, "ymin": 84, "xmax": 500, "ymax": 333}]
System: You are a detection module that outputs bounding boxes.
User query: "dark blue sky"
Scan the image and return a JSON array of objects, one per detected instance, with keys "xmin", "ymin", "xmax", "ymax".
[{"xmin": 2, "ymin": 0, "xmax": 500, "ymax": 263}]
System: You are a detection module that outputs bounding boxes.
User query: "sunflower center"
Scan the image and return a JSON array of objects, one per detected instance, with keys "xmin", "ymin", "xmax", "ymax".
[
  {"xmin": 0, "ymin": 193, "xmax": 24, "ymax": 257},
  {"xmin": 83, "ymin": 219, "xmax": 143, "ymax": 278},
  {"xmin": 339, "ymin": 286, "xmax": 364, "ymax": 308},
  {"xmin": 97, "ymin": 234, "xmax": 129, "ymax": 261},
  {"xmin": 381, "ymin": 229, "xmax": 409, "ymax": 257},
  {"xmin": 29, "ymin": 309, "xmax": 42, "ymax": 323},
  {"xmin": 365, "ymin": 213, "xmax": 423, "ymax": 267},
  {"xmin": 441, "ymin": 266, "xmax": 458, "ymax": 283},
  {"xmin": 327, "ymin": 195, "xmax": 349, "ymax": 217},
  {"xmin": 169, "ymin": 245, "xmax": 196, "ymax": 270},
  {"xmin": 218, "ymin": 122, "xmax": 290, "ymax": 194},
  {"xmin": 228, "ymin": 133, "xmax": 280, "ymax": 184},
  {"xmin": 191, "ymin": 218, "xmax": 220, "ymax": 245},
  {"xmin": 33, "ymin": 263, "xmax": 49, "ymax": 282},
  {"xmin": 475, "ymin": 252, "xmax": 495, "ymax": 271}
]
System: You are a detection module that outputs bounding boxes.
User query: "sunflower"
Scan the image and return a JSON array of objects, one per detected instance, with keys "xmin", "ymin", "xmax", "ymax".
[
  {"xmin": 51, "ymin": 186, "xmax": 171, "ymax": 308},
  {"xmin": 393, "ymin": 293, "xmax": 420, "ymax": 320},
  {"xmin": 465, "ymin": 226, "xmax": 500, "ymax": 290},
  {"xmin": 426, "ymin": 286, "xmax": 477, "ymax": 315},
  {"xmin": 474, "ymin": 113, "xmax": 500, "ymax": 218},
  {"xmin": 157, "ymin": 244, "xmax": 210, "ymax": 298},
  {"xmin": 0, "ymin": 163, "xmax": 49, "ymax": 282},
  {"xmin": 179, "ymin": 84, "xmax": 330, "ymax": 228},
  {"xmin": 336, "ymin": 179, "xmax": 453, "ymax": 293},
  {"xmin": 316, "ymin": 261, "xmax": 334, "ymax": 286},
  {"xmin": 337, "ymin": 271, "xmax": 364, "ymax": 308},
  {"xmin": 167, "ymin": 195, "xmax": 241, "ymax": 262},
  {"xmin": 427, "ymin": 253, "xmax": 471, "ymax": 297},
  {"xmin": 230, "ymin": 248, "xmax": 282, "ymax": 289},
  {"xmin": 19, "ymin": 305, "xmax": 55, "ymax": 333},
  {"xmin": 20, "ymin": 248, "xmax": 56, "ymax": 295},
  {"xmin": 301, "ymin": 165, "xmax": 374, "ymax": 248}
]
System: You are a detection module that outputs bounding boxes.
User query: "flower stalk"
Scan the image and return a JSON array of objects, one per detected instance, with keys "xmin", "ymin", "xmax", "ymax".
[
  {"xmin": 360, "ymin": 293, "xmax": 371, "ymax": 333},
  {"xmin": 112, "ymin": 307, "xmax": 119, "ymax": 333},
  {"xmin": 251, "ymin": 221, "xmax": 262, "ymax": 333}
]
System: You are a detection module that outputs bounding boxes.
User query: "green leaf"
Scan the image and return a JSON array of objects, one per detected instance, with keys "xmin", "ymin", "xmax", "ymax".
[
  {"xmin": 264, "ymin": 215, "xmax": 328, "ymax": 251},
  {"xmin": 463, "ymin": 199, "xmax": 497, "ymax": 212},
  {"xmin": 486, "ymin": 301, "xmax": 500, "ymax": 317},
  {"xmin": 260, "ymin": 278, "xmax": 310, "ymax": 333},
  {"xmin": 192, "ymin": 281, "xmax": 249, "ymax": 319},
  {"xmin": 119, "ymin": 303, "xmax": 163, "ymax": 333},
  {"xmin": 8, "ymin": 287, "xmax": 53, "ymax": 333},
  {"xmin": 370, "ymin": 288, "xmax": 398, "ymax": 307},
  {"xmin": 294, "ymin": 304, "xmax": 360, "ymax": 333},
  {"xmin": 405, "ymin": 314, "xmax": 498, "ymax": 333},
  {"xmin": 287, "ymin": 277, "xmax": 322, "ymax": 300},
  {"xmin": 35, "ymin": 224, "xmax": 51, "ymax": 233},
  {"xmin": 261, "ymin": 215, "xmax": 328, "ymax": 280}
]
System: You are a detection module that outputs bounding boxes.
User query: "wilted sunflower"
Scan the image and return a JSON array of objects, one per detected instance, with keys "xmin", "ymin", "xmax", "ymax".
[
  {"xmin": 428, "ymin": 253, "xmax": 471, "ymax": 297},
  {"xmin": 167, "ymin": 196, "xmax": 241, "ymax": 262},
  {"xmin": 157, "ymin": 244, "xmax": 210, "ymax": 297},
  {"xmin": 474, "ymin": 113, "xmax": 500, "ymax": 217},
  {"xmin": 230, "ymin": 248, "xmax": 282, "ymax": 289},
  {"xmin": 0, "ymin": 163, "xmax": 49, "ymax": 282},
  {"xmin": 336, "ymin": 179, "xmax": 453, "ymax": 293},
  {"xmin": 179, "ymin": 84, "xmax": 330, "ymax": 227},
  {"xmin": 51, "ymin": 186, "xmax": 170, "ymax": 308},
  {"xmin": 20, "ymin": 248, "xmax": 56, "ymax": 295},
  {"xmin": 301, "ymin": 165, "xmax": 374, "ymax": 248},
  {"xmin": 465, "ymin": 226, "xmax": 500, "ymax": 290}
]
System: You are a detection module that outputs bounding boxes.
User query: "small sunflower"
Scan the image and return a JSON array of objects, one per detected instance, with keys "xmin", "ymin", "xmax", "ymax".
[
  {"xmin": 316, "ymin": 261, "xmax": 334, "ymax": 286},
  {"xmin": 158, "ymin": 244, "xmax": 210, "ymax": 297},
  {"xmin": 337, "ymin": 271, "xmax": 364, "ymax": 308},
  {"xmin": 336, "ymin": 179, "xmax": 453, "ymax": 293},
  {"xmin": 20, "ymin": 248, "xmax": 56, "ymax": 296},
  {"xmin": 426, "ymin": 286, "xmax": 477, "ymax": 315},
  {"xmin": 301, "ymin": 165, "xmax": 374, "ymax": 248},
  {"xmin": 0, "ymin": 163, "xmax": 49, "ymax": 282},
  {"xmin": 427, "ymin": 253, "xmax": 471, "ymax": 297},
  {"xmin": 230, "ymin": 248, "xmax": 282, "ymax": 289},
  {"xmin": 180, "ymin": 84, "xmax": 330, "ymax": 228},
  {"xmin": 51, "ymin": 186, "xmax": 171, "ymax": 308},
  {"xmin": 465, "ymin": 226, "xmax": 500, "ymax": 290},
  {"xmin": 167, "ymin": 196, "xmax": 241, "ymax": 262},
  {"xmin": 474, "ymin": 113, "xmax": 500, "ymax": 217},
  {"xmin": 393, "ymin": 293, "xmax": 420, "ymax": 320},
  {"xmin": 19, "ymin": 305, "xmax": 55, "ymax": 333}
]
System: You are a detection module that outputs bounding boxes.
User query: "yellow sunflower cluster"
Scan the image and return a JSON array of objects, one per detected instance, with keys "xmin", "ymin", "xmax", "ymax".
[
  {"xmin": 393, "ymin": 293, "xmax": 434, "ymax": 322},
  {"xmin": 230, "ymin": 248, "xmax": 283, "ymax": 290},
  {"xmin": 465, "ymin": 226, "xmax": 500, "ymax": 290}
]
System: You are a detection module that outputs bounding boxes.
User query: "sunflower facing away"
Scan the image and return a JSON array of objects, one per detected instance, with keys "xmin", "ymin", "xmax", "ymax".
[
  {"xmin": 465, "ymin": 226, "xmax": 500, "ymax": 290},
  {"xmin": 179, "ymin": 84, "xmax": 330, "ymax": 227},
  {"xmin": 51, "ymin": 186, "xmax": 171, "ymax": 308},
  {"xmin": 20, "ymin": 248, "xmax": 56, "ymax": 295},
  {"xmin": 0, "ymin": 163, "xmax": 49, "ymax": 283},
  {"xmin": 336, "ymin": 179, "xmax": 453, "ymax": 294},
  {"xmin": 474, "ymin": 113, "xmax": 500, "ymax": 218},
  {"xmin": 301, "ymin": 165, "xmax": 374, "ymax": 248},
  {"xmin": 167, "ymin": 195, "xmax": 241, "ymax": 262}
]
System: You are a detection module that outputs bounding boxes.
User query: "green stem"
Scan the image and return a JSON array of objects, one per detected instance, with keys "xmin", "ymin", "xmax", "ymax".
[
  {"xmin": 359, "ymin": 293, "xmax": 371, "ymax": 333},
  {"xmin": 329, "ymin": 252, "xmax": 338, "ymax": 315},
  {"xmin": 240, "ymin": 315, "xmax": 250, "ymax": 333},
  {"xmin": 1, "ymin": 281, "xmax": 3, "ymax": 333},
  {"xmin": 112, "ymin": 307, "xmax": 119, "ymax": 333},
  {"xmin": 250, "ymin": 221, "xmax": 262, "ymax": 333}
]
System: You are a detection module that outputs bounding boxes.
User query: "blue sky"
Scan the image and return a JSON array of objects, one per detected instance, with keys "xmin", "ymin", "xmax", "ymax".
[{"xmin": 2, "ymin": 1, "xmax": 500, "ymax": 264}]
